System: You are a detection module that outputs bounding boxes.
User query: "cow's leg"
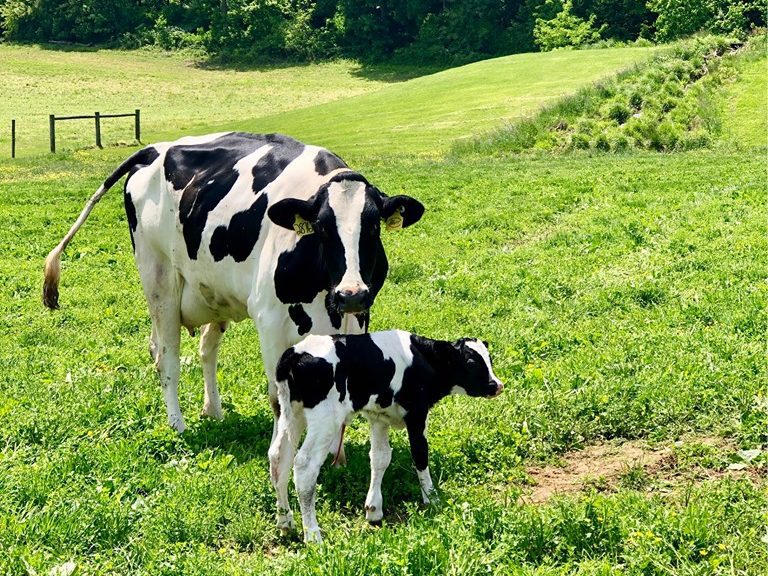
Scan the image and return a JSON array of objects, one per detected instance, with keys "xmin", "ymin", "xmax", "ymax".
[
  {"xmin": 139, "ymin": 256, "xmax": 185, "ymax": 432},
  {"xmin": 199, "ymin": 322, "xmax": 226, "ymax": 419},
  {"xmin": 364, "ymin": 420, "xmax": 391, "ymax": 524},
  {"xmin": 294, "ymin": 404, "xmax": 342, "ymax": 543},
  {"xmin": 269, "ymin": 400, "xmax": 304, "ymax": 535},
  {"xmin": 405, "ymin": 414, "xmax": 434, "ymax": 503}
]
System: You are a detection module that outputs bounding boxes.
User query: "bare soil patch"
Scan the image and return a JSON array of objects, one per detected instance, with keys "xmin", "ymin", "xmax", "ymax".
[{"xmin": 521, "ymin": 437, "xmax": 763, "ymax": 504}]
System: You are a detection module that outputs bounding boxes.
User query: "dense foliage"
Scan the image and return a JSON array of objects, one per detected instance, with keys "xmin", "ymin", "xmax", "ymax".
[
  {"xmin": 0, "ymin": 0, "xmax": 765, "ymax": 63},
  {"xmin": 458, "ymin": 33, "xmax": 766, "ymax": 154}
]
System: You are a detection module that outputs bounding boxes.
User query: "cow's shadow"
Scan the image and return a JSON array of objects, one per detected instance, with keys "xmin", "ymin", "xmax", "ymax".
[{"xmin": 181, "ymin": 409, "xmax": 274, "ymax": 464}]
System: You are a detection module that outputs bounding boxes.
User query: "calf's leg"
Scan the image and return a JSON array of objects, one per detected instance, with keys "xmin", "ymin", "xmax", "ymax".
[
  {"xmin": 364, "ymin": 420, "xmax": 391, "ymax": 524},
  {"xmin": 268, "ymin": 401, "xmax": 302, "ymax": 534},
  {"xmin": 199, "ymin": 322, "xmax": 226, "ymax": 419},
  {"xmin": 294, "ymin": 405, "xmax": 344, "ymax": 543},
  {"xmin": 405, "ymin": 414, "xmax": 434, "ymax": 503}
]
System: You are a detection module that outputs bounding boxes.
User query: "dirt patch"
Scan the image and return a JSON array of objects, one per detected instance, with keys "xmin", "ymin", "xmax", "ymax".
[{"xmin": 521, "ymin": 436, "xmax": 762, "ymax": 504}]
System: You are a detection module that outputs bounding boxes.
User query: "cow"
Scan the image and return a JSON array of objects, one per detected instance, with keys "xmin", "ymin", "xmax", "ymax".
[
  {"xmin": 268, "ymin": 330, "xmax": 504, "ymax": 542},
  {"xmin": 43, "ymin": 132, "xmax": 425, "ymax": 446}
]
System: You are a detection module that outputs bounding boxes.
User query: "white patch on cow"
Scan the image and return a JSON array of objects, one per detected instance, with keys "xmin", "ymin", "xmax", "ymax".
[
  {"xmin": 293, "ymin": 334, "xmax": 339, "ymax": 366},
  {"xmin": 370, "ymin": 330, "xmax": 414, "ymax": 395},
  {"xmin": 465, "ymin": 339, "xmax": 503, "ymax": 386},
  {"xmin": 327, "ymin": 180, "xmax": 367, "ymax": 293}
]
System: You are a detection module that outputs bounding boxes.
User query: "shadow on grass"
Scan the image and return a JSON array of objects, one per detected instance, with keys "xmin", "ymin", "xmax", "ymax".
[{"xmin": 182, "ymin": 409, "xmax": 273, "ymax": 463}]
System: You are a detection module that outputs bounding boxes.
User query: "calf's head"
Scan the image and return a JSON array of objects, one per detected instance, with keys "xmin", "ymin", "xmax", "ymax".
[
  {"xmin": 268, "ymin": 173, "xmax": 424, "ymax": 314},
  {"xmin": 449, "ymin": 339, "xmax": 504, "ymax": 398}
]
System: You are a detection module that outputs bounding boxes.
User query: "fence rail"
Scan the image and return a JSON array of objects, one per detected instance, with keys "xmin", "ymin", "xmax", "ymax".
[{"xmin": 48, "ymin": 109, "xmax": 141, "ymax": 153}]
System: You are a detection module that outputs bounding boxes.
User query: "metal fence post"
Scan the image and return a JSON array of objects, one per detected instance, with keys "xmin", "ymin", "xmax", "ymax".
[
  {"xmin": 95, "ymin": 111, "xmax": 102, "ymax": 148},
  {"xmin": 49, "ymin": 114, "xmax": 56, "ymax": 153},
  {"xmin": 135, "ymin": 109, "xmax": 141, "ymax": 142},
  {"xmin": 11, "ymin": 119, "xmax": 16, "ymax": 159}
]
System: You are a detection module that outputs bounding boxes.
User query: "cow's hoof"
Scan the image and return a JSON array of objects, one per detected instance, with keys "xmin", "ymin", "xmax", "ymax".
[
  {"xmin": 304, "ymin": 528, "xmax": 322, "ymax": 544},
  {"xmin": 200, "ymin": 405, "xmax": 223, "ymax": 420},
  {"xmin": 365, "ymin": 505, "xmax": 383, "ymax": 524},
  {"xmin": 277, "ymin": 512, "xmax": 295, "ymax": 535}
]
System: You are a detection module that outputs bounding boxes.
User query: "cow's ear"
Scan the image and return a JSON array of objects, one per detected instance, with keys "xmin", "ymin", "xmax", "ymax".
[
  {"xmin": 268, "ymin": 197, "xmax": 319, "ymax": 235},
  {"xmin": 380, "ymin": 195, "xmax": 425, "ymax": 230}
]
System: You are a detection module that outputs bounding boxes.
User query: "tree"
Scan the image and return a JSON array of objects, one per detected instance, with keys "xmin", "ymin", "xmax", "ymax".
[{"xmin": 534, "ymin": 0, "xmax": 605, "ymax": 50}]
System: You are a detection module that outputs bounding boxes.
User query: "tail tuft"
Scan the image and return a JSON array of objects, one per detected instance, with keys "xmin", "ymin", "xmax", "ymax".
[{"xmin": 42, "ymin": 247, "xmax": 63, "ymax": 309}]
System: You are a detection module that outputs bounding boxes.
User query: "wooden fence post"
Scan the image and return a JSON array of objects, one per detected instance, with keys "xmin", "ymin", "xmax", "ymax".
[
  {"xmin": 135, "ymin": 109, "xmax": 141, "ymax": 142},
  {"xmin": 11, "ymin": 119, "xmax": 16, "ymax": 159},
  {"xmin": 95, "ymin": 111, "xmax": 102, "ymax": 148},
  {"xmin": 49, "ymin": 114, "xmax": 56, "ymax": 153}
]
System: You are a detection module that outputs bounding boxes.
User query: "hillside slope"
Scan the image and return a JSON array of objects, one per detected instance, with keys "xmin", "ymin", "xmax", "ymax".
[{"xmin": 212, "ymin": 47, "xmax": 657, "ymax": 157}]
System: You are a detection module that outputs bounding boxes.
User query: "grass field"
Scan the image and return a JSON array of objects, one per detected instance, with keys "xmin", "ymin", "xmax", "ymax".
[
  {"xmin": 723, "ymin": 55, "xmax": 768, "ymax": 146},
  {"xmin": 0, "ymin": 40, "xmax": 766, "ymax": 575},
  {"xmin": 0, "ymin": 45, "xmax": 655, "ymax": 158}
]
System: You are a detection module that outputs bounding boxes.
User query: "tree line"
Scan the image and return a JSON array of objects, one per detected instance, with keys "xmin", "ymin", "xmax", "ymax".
[{"xmin": 0, "ymin": 0, "xmax": 765, "ymax": 63}]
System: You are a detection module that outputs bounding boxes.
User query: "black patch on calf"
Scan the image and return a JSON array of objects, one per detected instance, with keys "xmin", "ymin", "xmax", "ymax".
[
  {"xmin": 288, "ymin": 304, "xmax": 313, "ymax": 336},
  {"xmin": 313, "ymin": 149, "xmax": 348, "ymax": 175},
  {"xmin": 166, "ymin": 132, "xmax": 304, "ymax": 259},
  {"xmin": 209, "ymin": 193, "xmax": 269, "ymax": 262},
  {"xmin": 278, "ymin": 350, "xmax": 335, "ymax": 409},
  {"xmin": 334, "ymin": 336, "xmax": 395, "ymax": 411}
]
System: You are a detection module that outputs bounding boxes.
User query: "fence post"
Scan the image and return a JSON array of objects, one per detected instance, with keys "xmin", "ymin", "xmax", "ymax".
[
  {"xmin": 95, "ymin": 111, "xmax": 102, "ymax": 148},
  {"xmin": 11, "ymin": 119, "xmax": 15, "ymax": 159},
  {"xmin": 134, "ymin": 109, "xmax": 141, "ymax": 142},
  {"xmin": 49, "ymin": 114, "xmax": 56, "ymax": 153}
]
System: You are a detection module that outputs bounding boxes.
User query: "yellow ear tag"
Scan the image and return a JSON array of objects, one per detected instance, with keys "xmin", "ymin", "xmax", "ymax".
[
  {"xmin": 293, "ymin": 215, "xmax": 314, "ymax": 236},
  {"xmin": 385, "ymin": 210, "xmax": 404, "ymax": 231}
]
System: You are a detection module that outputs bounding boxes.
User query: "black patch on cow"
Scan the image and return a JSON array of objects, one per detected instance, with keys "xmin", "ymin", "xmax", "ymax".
[
  {"xmin": 288, "ymin": 304, "xmax": 313, "ymax": 336},
  {"xmin": 251, "ymin": 135, "xmax": 305, "ymax": 193},
  {"xmin": 313, "ymin": 149, "xmax": 348, "ymax": 175},
  {"xmin": 333, "ymin": 335, "xmax": 396, "ymax": 411},
  {"xmin": 209, "ymin": 192, "xmax": 269, "ymax": 262},
  {"xmin": 166, "ymin": 133, "xmax": 305, "ymax": 259},
  {"xmin": 124, "ymin": 192, "xmax": 138, "ymax": 252},
  {"xmin": 277, "ymin": 350, "xmax": 335, "ymax": 409},
  {"xmin": 274, "ymin": 233, "xmax": 329, "ymax": 304},
  {"xmin": 325, "ymin": 291, "xmax": 343, "ymax": 329},
  {"xmin": 122, "ymin": 160, "xmax": 154, "ymax": 253},
  {"xmin": 355, "ymin": 312, "xmax": 369, "ymax": 332}
]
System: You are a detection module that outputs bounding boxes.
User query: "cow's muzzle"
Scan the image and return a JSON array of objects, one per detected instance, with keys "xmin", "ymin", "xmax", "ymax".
[{"xmin": 333, "ymin": 287, "xmax": 372, "ymax": 314}]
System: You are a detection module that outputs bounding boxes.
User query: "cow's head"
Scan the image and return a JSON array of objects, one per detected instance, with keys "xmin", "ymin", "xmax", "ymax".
[{"xmin": 267, "ymin": 173, "xmax": 424, "ymax": 314}]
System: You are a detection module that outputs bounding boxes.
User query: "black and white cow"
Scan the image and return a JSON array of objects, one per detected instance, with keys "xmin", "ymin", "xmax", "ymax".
[
  {"xmin": 269, "ymin": 330, "xmax": 504, "ymax": 542},
  {"xmin": 43, "ymin": 132, "xmax": 424, "ymax": 439}
]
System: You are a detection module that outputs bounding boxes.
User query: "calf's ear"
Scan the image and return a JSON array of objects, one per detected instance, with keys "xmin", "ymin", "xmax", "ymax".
[
  {"xmin": 268, "ymin": 196, "xmax": 319, "ymax": 235},
  {"xmin": 380, "ymin": 195, "xmax": 425, "ymax": 230}
]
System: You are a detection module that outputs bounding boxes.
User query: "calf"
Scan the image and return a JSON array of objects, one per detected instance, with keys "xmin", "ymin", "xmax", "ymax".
[{"xmin": 269, "ymin": 330, "xmax": 504, "ymax": 542}]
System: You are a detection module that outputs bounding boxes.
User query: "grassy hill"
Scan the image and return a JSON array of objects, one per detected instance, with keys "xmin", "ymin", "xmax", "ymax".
[
  {"xmin": 0, "ymin": 45, "xmax": 656, "ymax": 158},
  {"xmin": 724, "ymin": 55, "xmax": 767, "ymax": 146},
  {"xmin": 0, "ymin": 42, "xmax": 765, "ymax": 575}
]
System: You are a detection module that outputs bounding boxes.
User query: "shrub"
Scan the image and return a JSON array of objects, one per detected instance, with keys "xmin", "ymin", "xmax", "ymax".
[
  {"xmin": 533, "ymin": 0, "xmax": 606, "ymax": 51},
  {"xmin": 607, "ymin": 101, "xmax": 631, "ymax": 124}
]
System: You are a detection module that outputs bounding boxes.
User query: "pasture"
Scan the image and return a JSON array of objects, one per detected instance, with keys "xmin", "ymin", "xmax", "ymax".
[{"xmin": 0, "ymin": 40, "xmax": 766, "ymax": 575}]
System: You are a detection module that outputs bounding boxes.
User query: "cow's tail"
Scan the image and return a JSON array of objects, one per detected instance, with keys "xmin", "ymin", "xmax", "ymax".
[{"xmin": 43, "ymin": 147, "xmax": 158, "ymax": 309}]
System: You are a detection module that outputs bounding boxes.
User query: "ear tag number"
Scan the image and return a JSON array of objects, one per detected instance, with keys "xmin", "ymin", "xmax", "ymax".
[
  {"xmin": 385, "ymin": 207, "xmax": 405, "ymax": 231},
  {"xmin": 293, "ymin": 215, "xmax": 314, "ymax": 236}
]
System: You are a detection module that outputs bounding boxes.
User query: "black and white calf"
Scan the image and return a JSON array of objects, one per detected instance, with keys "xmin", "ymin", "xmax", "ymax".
[
  {"xmin": 43, "ymin": 132, "xmax": 424, "ymax": 439},
  {"xmin": 269, "ymin": 330, "xmax": 504, "ymax": 542}
]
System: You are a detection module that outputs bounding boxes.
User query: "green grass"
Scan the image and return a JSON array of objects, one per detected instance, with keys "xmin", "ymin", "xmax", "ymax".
[
  {"xmin": 1, "ymin": 147, "xmax": 766, "ymax": 574},
  {"xmin": 0, "ymin": 44, "xmax": 656, "ymax": 159},
  {"xmin": 724, "ymin": 55, "xmax": 767, "ymax": 146},
  {"xmin": 0, "ymin": 45, "xmax": 403, "ymax": 157},
  {"xmin": 230, "ymin": 47, "xmax": 657, "ymax": 156},
  {"xmin": 0, "ymin": 43, "xmax": 766, "ymax": 575}
]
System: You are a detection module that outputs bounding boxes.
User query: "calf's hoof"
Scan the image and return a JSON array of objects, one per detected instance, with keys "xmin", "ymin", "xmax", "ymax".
[{"xmin": 169, "ymin": 416, "xmax": 186, "ymax": 434}]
